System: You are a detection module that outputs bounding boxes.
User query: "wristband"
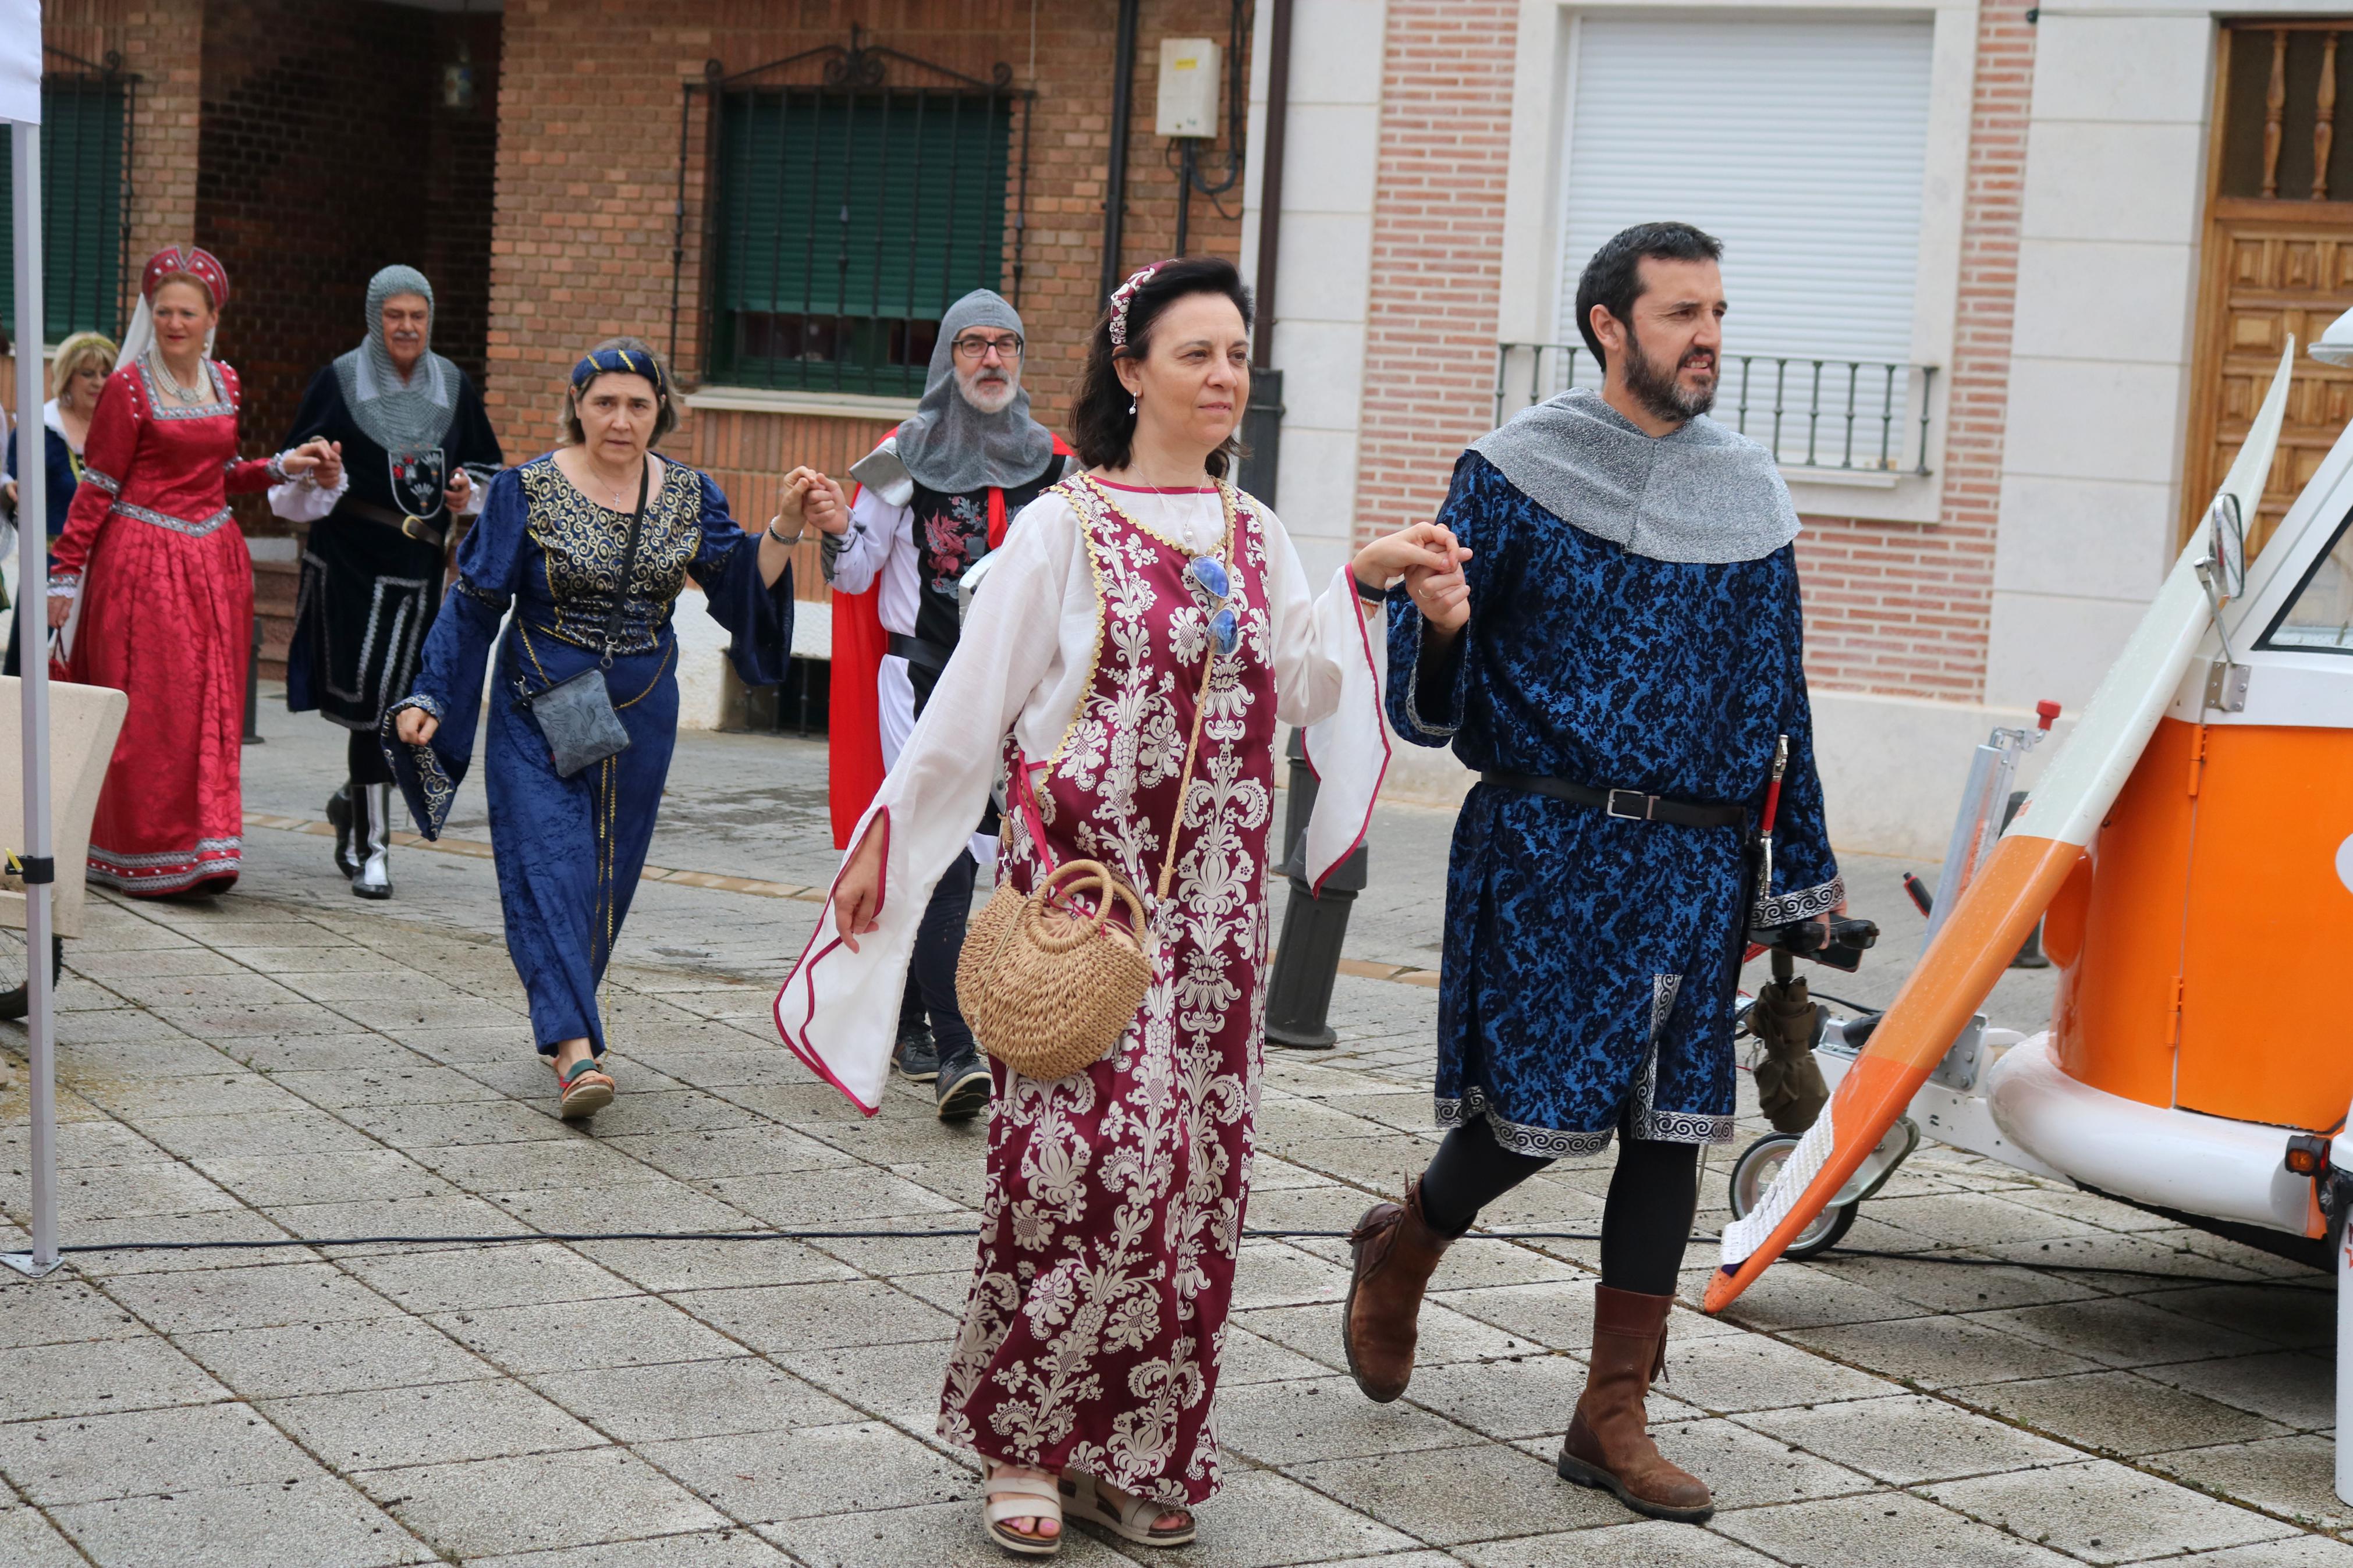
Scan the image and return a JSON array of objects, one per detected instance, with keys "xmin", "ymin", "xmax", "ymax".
[
  {"xmin": 1353, "ymin": 572, "xmax": 1392, "ymax": 605},
  {"xmin": 766, "ymin": 517, "xmax": 806, "ymax": 546}
]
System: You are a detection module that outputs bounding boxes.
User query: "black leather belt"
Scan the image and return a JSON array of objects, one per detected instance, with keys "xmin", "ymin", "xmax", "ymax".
[
  {"xmin": 887, "ymin": 632, "xmax": 952, "ymax": 673},
  {"xmin": 342, "ymin": 499, "xmax": 448, "ymax": 549},
  {"xmin": 1482, "ymin": 770, "xmax": 1748, "ymax": 829}
]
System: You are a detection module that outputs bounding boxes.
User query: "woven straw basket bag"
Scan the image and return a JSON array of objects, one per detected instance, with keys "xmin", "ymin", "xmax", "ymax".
[
  {"xmin": 956, "ymin": 859, "xmax": 1154, "ymax": 1082},
  {"xmin": 953, "ymin": 476, "xmax": 1237, "ymax": 1083}
]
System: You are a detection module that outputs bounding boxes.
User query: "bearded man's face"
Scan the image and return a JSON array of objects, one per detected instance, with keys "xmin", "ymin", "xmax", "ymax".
[
  {"xmin": 956, "ymin": 349, "xmax": 1021, "ymax": 414},
  {"xmin": 1608, "ymin": 255, "xmax": 1725, "ymax": 424}
]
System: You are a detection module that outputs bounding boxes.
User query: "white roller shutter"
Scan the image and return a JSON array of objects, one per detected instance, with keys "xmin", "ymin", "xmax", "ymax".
[{"xmin": 1555, "ymin": 15, "xmax": 1933, "ymax": 463}]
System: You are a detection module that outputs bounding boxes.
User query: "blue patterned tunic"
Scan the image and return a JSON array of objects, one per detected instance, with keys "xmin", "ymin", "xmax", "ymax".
[{"xmin": 1387, "ymin": 451, "xmax": 1840, "ymax": 1157}]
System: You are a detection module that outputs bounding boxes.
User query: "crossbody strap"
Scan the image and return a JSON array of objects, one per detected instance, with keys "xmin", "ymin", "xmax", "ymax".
[{"xmin": 598, "ymin": 458, "xmax": 652, "ymax": 670}]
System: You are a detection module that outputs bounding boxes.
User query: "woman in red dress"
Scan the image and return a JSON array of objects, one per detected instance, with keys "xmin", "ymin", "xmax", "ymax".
[{"xmin": 48, "ymin": 246, "xmax": 339, "ymax": 896}]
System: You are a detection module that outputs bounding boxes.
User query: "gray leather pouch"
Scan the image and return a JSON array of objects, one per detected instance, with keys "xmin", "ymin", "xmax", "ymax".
[{"xmin": 519, "ymin": 461, "xmax": 647, "ymax": 779}]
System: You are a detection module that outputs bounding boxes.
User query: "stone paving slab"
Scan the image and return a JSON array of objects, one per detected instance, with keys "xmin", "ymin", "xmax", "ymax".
[{"xmin": 0, "ymin": 712, "xmax": 2337, "ymax": 1563}]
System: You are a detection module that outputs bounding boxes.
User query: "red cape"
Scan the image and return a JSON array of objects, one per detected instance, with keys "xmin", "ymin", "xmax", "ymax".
[{"xmin": 825, "ymin": 431, "xmax": 1073, "ymax": 848}]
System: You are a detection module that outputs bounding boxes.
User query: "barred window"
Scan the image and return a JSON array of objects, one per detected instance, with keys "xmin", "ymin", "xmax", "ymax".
[
  {"xmin": 711, "ymin": 87, "xmax": 1012, "ymax": 397},
  {"xmin": 0, "ymin": 64, "xmax": 130, "ymax": 344}
]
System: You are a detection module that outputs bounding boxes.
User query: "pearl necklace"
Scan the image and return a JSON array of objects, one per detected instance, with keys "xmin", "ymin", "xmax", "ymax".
[{"xmin": 150, "ymin": 353, "xmax": 210, "ymax": 405}]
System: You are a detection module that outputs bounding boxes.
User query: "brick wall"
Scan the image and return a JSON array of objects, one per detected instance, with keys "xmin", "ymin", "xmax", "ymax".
[
  {"xmin": 420, "ymin": 12, "xmax": 503, "ymax": 393},
  {"xmin": 1792, "ymin": 8, "xmax": 2034, "ymax": 701},
  {"xmin": 1350, "ymin": 0, "xmax": 1519, "ymax": 543},
  {"xmin": 196, "ymin": 2, "xmax": 438, "ymax": 465},
  {"xmin": 9, "ymin": 0, "xmax": 204, "ymax": 421},
  {"xmin": 487, "ymin": 0, "xmax": 1248, "ymax": 536},
  {"xmin": 1351, "ymin": 2, "xmax": 2034, "ymax": 707}
]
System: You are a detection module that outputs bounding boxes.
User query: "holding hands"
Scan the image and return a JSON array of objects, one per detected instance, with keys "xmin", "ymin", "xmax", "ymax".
[
  {"xmin": 280, "ymin": 438, "xmax": 343, "ymax": 489},
  {"xmin": 779, "ymin": 465, "xmax": 850, "ymax": 538},
  {"xmin": 1354, "ymin": 521, "xmax": 1472, "ymax": 639}
]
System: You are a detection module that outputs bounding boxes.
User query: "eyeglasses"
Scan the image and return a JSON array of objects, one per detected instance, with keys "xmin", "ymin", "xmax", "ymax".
[
  {"xmin": 1189, "ymin": 556, "xmax": 1240, "ymax": 657},
  {"xmin": 952, "ymin": 333, "xmax": 1024, "ymax": 361}
]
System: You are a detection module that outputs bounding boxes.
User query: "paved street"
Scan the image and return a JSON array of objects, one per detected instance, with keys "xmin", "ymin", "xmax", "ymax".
[{"xmin": 0, "ymin": 698, "xmax": 2337, "ymax": 1566}]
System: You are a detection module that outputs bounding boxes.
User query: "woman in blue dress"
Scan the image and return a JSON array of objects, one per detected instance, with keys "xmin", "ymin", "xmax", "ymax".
[
  {"xmin": 2, "ymin": 330, "xmax": 115, "ymax": 675},
  {"xmin": 388, "ymin": 339, "xmax": 797, "ymax": 1117}
]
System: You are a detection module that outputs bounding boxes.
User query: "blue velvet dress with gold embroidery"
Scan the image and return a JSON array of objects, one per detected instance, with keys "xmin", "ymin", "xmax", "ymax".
[
  {"xmin": 389, "ymin": 454, "xmax": 790, "ymax": 1057},
  {"xmin": 1388, "ymin": 451, "xmax": 1840, "ymax": 1159}
]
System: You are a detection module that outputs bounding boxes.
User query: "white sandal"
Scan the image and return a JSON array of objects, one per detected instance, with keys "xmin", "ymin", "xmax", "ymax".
[
  {"xmin": 1060, "ymin": 1471, "xmax": 1197, "ymax": 1547},
  {"xmin": 984, "ymin": 1467, "xmax": 1064, "ymax": 1558}
]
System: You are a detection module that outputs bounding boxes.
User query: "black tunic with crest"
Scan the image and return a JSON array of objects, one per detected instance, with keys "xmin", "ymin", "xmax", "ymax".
[{"xmin": 282, "ymin": 367, "xmax": 502, "ymax": 730}]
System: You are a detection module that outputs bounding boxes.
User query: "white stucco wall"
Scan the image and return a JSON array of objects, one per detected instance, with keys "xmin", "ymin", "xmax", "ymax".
[
  {"xmin": 1989, "ymin": 6, "xmax": 2220, "ymax": 714},
  {"xmin": 1240, "ymin": 0, "xmax": 1389, "ymax": 590}
]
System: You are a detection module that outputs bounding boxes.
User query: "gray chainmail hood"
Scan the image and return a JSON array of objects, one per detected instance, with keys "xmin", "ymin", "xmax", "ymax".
[
  {"xmin": 333, "ymin": 265, "xmax": 459, "ymax": 456},
  {"xmin": 1471, "ymin": 387, "xmax": 1800, "ymax": 564},
  {"xmin": 890, "ymin": 289, "xmax": 1057, "ymax": 494}
]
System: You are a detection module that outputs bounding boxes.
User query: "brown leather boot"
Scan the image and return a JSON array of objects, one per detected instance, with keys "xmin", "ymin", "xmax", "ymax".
[
  {"xmin": 1341, "ymin": 1178, "xmax": 1456, "ymax": 1402},
  {"xmin": 1556, "ymin": 1283, "xmax": 1713, "ymax": 1522}
]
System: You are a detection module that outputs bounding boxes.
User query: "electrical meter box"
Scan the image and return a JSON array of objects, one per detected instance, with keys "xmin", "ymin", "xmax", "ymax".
[{"xmin": 1156, "ymin": 38, "xmax": 1220, "ymax": 137}]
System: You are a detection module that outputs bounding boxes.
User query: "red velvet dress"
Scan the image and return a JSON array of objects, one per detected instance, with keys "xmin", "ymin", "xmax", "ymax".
[
  {"xmin": 53, "ymin": 357, "xmax": 272, "ymax": 895},
  {"xmin": 936, "ymin": 483, "xmax": 1280, "ymax": 1508}
]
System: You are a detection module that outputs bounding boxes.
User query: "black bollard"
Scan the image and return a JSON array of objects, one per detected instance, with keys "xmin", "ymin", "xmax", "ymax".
[
  {"xmin": 1265, "ymin": 728, "xmax": 1368, "ymax": 1048},
  {"xmin": 243, "ymin": 614, "xmax": 264, "ymax": 745},
  {"xmin": 2000, "ymin": 790, "xmax": 2047, "ymax": 968}
]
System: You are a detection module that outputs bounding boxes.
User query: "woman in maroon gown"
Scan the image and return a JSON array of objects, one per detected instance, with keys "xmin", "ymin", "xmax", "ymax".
[{"xmin": 49, "ymin": 246, "xmax": 339, "ymax": 896}]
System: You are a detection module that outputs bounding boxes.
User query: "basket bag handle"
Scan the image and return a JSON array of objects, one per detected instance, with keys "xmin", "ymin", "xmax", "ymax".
[{"xmin": 1005, "ymin": 478, "xmax": 1234, "ymax": 918}]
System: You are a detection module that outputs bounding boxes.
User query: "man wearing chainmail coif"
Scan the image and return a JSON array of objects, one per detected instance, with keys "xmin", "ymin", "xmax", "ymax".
[
  {"xmin": 794, "ymin": 288, "xmax": 1073, "ymax": 1122},
  {"xmin": 272, "ymin": 265, "xmax": 504, "ymax": 898},
  {"xmin": 1340, "ymin": 222, "xmax": 1845, "ymax": 1526}
]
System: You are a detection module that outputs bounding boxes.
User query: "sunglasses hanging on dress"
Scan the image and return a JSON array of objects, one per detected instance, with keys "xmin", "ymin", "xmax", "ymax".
[{"xmin": 1188, "ymin": 555, "xmax": 1240, "ymax": 657}]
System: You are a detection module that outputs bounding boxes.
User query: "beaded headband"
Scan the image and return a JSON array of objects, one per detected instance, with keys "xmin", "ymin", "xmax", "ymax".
[
  {"xmin": 1106, "ymin": 264, "xmax": 1162, "ymax": 349},
  {"xmin": 570, "ymin": 346, "xmax": 668, "ymax": 396},
  {"xmin": 141, "ymin": 245, "xmax": 229, "ymax": 309}
]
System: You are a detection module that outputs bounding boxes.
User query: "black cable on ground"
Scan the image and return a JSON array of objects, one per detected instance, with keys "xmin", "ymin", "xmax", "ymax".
[{"xmin": 3, "ymin": 1227, "xmax": 2319, "ymax": 1286}]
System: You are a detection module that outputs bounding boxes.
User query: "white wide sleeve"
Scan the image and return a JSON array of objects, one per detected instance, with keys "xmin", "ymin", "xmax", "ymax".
[
  {"xmin": 1265, "ymin": 512, "xmax": 1389, "ymax": 892},
  {"xmin": 268, "ymin": 470, "xmax": 349, "ymax": 524},
  {"xmin": 774, "ymin": 500, "xmax": 1079, "ymax": 1112},
  {"xmin": 823, "ymin": 486, "xmax": 904, "ymax": 595}
]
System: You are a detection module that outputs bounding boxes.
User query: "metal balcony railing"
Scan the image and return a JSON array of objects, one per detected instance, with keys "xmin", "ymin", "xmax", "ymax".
[{"xmin": 1493, "ymin": 343, "xmax": 1937, "ymax": 478}]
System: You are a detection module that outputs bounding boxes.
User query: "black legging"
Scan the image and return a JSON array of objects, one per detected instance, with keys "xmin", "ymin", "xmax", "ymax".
[
  {"xmin": 348, "ymin": 727, "xmax": 393, "ymax": 787},
  {"xmin": 909, "ymin": 849, "xmax": 978, "ymax": 1062},
  {"xmin": 1418, "ymin": 1117, "xmax": 1699, "ymax": 1296}
]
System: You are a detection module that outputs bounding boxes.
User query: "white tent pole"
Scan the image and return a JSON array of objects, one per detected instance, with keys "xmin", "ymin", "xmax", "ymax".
[{"xmin": 4, "ymin": 116, "xmax": 62, "ymax": 1281}]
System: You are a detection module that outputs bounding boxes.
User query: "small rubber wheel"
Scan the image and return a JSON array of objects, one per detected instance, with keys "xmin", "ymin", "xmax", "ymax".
[{"xmin": 1727, "ymin": 1132, "xmax": 1859, "ymax": 1260}]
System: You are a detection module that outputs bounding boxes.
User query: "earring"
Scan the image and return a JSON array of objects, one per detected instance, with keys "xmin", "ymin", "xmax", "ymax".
[{"xmin": 1128, "ymin": 397, "xmax": 1137, "ymax": 415}]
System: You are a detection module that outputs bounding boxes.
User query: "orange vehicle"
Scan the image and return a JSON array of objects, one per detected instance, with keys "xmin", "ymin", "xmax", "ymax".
[{"xmin": 1719, "ymin": 339, "xmax": 2353, "ymax": 1500}]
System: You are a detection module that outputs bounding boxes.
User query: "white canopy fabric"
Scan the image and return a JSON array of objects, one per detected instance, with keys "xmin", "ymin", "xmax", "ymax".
[{"xmin": 0, "ymin": 0, "xmax": 38, "ymax": 126}]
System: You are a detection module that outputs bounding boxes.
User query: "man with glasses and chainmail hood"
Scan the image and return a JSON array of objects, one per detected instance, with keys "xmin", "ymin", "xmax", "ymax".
[
  {"xmin": 792, "ymin": 287, "xmax": 1072, "ymax": 1121},
  {"xmin": 272, "ymin": 264, "xmax": 503, "ymax": 898}
]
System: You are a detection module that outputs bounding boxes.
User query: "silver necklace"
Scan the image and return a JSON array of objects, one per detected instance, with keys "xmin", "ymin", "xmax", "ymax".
[{"xmin": 581, "ymin": 457, "xmax": 641, "ymax": 509}]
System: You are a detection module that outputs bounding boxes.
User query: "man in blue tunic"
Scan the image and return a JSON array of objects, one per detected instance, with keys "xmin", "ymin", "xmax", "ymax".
[{"xmin": 1341, "ymin": 222, "xmax": 1842, "ymax": 1524}]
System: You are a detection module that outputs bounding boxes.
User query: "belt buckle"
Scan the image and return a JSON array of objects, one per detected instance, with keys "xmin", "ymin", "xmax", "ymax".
[
  {"xmin": 1605, "ymin": 788, "xmax": 1655, "ymax": 822},
  {"xmin": 400, "ymin": 515, "xmax": 434, "ymax": 543}
]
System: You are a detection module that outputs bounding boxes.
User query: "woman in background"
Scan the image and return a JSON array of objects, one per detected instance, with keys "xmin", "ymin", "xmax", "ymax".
[{"xmin": 3, "ymin": 330, "xmax": 116, "ymax": 674}]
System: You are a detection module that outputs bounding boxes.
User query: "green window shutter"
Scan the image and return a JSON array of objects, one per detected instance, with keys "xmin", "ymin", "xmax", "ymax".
[
  {"xmin": 0, "ymin": 79, "xmax": 126, "ymax": 345},
  {"xmin": 712, "ymin": 88, "xmax": 1010, "ymax": 394}
]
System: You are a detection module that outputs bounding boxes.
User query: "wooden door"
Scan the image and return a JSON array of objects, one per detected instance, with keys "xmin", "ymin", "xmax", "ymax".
[{"xmin": 2186, "ymin": 24, "xmax": 2353, "ymax": 559}]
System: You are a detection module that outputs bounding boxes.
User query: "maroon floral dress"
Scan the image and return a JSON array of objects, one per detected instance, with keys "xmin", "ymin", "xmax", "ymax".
[{"xmin": 935, "ymin": 479, "xmax": 1280, "ymax": 1507}]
